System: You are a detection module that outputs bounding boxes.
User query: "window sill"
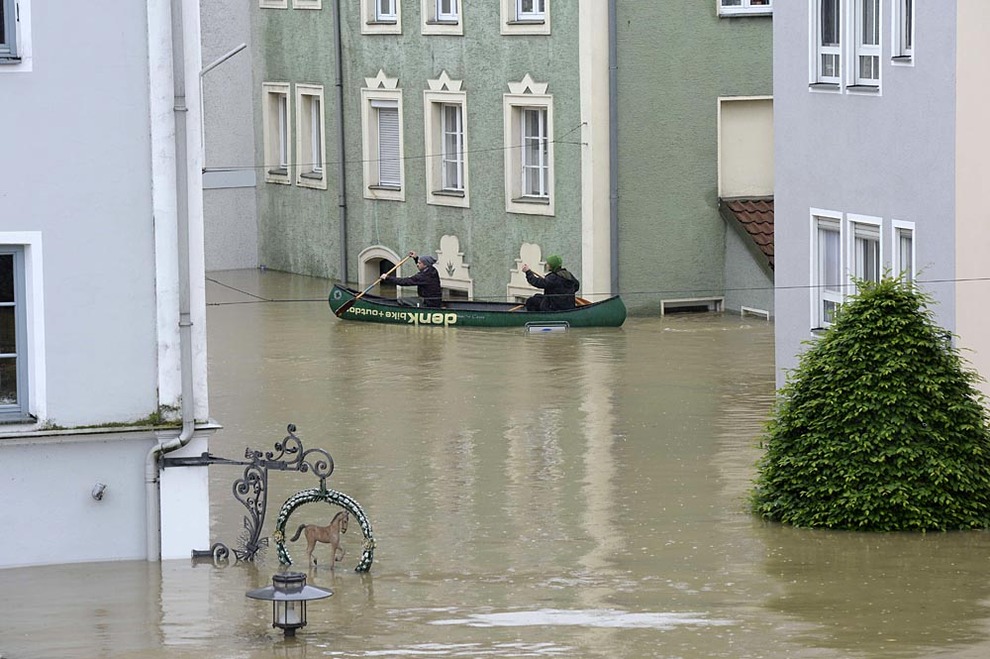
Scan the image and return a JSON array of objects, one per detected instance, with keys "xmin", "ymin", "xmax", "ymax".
[
  {"xmin": 846, "ymin": 84, "xmax": 880, "ymax": 93},
  {"xmin": 507, "ymin": 19, "xmax": 546, "ymax": 25},
  {"xmin": 268, "ymin": 167, "xmax": 289, "ymax": 176},
  {"xmin": 426, "ymin": 19, "xmax": 459, "ymax": 26},
  {"xmin": 512, "ymin": 195, "xmax": 551, "ymax": 205},
  {"xmin": 0, "ymin": 57, "xmax": 23, "ymax": 64},
  {"xmin": 809, "ymin": 82, "xmax": 840, "ymax": 91},
  {"xmin": 718, "ymin": 9, "xmax": 773, "ymax": 17},
  {"xmin": 433, "ymin": 189, "xmax": 465, "ymax": 198},
  {"xmin": 300, "ymin": 171, "xmax": 324, "ymax": 181},
  {"xmin": 892, "ymin": 55, "xmax": 913, "ymax": 61},
  {"xmin": 367, "ymin": 19, "xmax": 398, "ymax": 25},
  {"xmin": 369, "ymin": 183, "xmax": 401, "ymax": 191}
]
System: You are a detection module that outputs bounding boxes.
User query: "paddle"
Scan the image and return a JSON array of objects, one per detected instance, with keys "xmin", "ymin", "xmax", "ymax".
[{"xmin": 335, "ymin": 254, "xmax": 412, "ymax": 317}]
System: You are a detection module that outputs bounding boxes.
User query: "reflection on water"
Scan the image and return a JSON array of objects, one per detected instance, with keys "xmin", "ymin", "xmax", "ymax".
[{"xmin": 3, "ymin": 269, "xmax": 990, "ymax": 658}]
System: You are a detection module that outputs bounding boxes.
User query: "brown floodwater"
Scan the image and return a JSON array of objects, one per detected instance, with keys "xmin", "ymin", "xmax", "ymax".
[{"xmin": 3, "ymin": 269, "xmax": 990, "ymax": 658}]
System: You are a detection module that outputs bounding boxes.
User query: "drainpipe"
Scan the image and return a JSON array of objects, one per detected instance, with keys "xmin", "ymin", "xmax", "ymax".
[
  {"xmin": 145, "ymin": 0, "xmax": 198, "ymax": 561},
  {"xmin": 608, "ymin": 0, "xmax": 619, "ymax": 296},
  {"xmin": 332, "ymin": 0, "xmax": 349, "ymax": 280}
]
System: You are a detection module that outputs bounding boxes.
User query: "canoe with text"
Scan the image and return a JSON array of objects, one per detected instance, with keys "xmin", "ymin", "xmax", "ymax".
[{"xmin": 328, "ymin": 284, "xmax": 626, "ymax": 328}]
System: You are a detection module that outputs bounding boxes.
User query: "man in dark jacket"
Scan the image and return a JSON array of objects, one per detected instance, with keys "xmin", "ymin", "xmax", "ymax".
[
  {"xmin": 381, "ymin": 251, "xmax": 443, "ymax": 308},
  {"xmin": 522, "ymin": 254, "xmax": 580, "ymax": 311}
]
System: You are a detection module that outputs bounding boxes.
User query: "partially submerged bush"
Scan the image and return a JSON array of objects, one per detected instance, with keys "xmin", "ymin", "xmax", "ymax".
[{"xmin": 752, "ymin": 277, "xmax": 990, "ymax": 531}]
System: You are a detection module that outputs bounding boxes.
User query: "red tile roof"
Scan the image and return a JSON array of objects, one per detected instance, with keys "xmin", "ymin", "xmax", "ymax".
[{"xmin": 720, "ymin": 197, "xmax": 774, "ymax": 271}]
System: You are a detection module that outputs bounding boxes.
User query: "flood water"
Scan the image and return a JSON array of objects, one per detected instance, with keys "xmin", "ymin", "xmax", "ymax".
[{"xmin": 4, "ymin": 269, "xmax": 990, "ymax": 658}]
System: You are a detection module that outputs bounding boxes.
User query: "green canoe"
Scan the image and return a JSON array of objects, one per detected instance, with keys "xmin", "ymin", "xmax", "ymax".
[{"xmin": 328, "ymin": 284, "xmax": 626, "ymax": 328}]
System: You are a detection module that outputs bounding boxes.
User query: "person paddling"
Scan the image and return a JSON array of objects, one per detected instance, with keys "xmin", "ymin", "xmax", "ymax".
[
  {"xmin": 522, "ymin": 255, "xmax": 579, "ymax": 311},
  {"xmin": 381, "ymin": 251, "xmax": 443, "ymax": 308}
]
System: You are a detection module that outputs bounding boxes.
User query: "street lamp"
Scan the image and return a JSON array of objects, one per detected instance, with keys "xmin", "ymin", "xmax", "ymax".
[{"xmin": 246, "ymin": 572, "xmax": 332, "ymax": 638}]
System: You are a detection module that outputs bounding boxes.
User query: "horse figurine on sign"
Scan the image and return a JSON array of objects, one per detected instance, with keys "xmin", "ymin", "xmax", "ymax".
[{"xmin": 289, "ymin": 510, "xmax": 349, "ymax": 568}]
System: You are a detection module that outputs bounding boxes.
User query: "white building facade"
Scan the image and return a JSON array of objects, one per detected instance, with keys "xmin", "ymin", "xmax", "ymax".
[{"xmin": 0, "ymin": 0, "xmax": 216, "ymax": 568}]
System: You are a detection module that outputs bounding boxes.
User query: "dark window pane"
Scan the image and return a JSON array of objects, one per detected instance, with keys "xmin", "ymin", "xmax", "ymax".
[
  {"xmin": 0, "ymin": 254, "xmax": 13, "ymax": 303},
  {"xmin": 0, "ymin": 357, "xmax": 16, "ymax": 406},
  {"xmin": 0, "ymin": 307, "xmax": 14, "ymax": 353}
]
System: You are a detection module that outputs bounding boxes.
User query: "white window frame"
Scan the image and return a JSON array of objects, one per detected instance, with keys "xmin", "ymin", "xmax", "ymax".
[
  {"xmin": 362, "ymin": 0, "xmax": 401, "ymax": 34},
  {"xmin": 848, "ymin": 214, "xmax": 882, "ymax": 287},
  {"xmin": 718, "ymin": 0, "xmax": 772, "ymax": 18},
  {"xmin": 891, "ymin": 0, "xmax": 914, "ymax": 64},
  {"xmin": 503, "ymin": 75, "xmax": 554, "ymax": 216},
  {"xmin": 262, "ymin": 82, "xmax": 292, "ymax": 185},
  {"xmin": 361, "ymin": 71, "xmax": 404, "ymax": 201},
  {"xmin": 260, "ymin": 0, "xmax": 288, "ymax": 9},
  {"xmin": 292, "ymin": 0, "xmax": 321, "ymax": 9},
  {"xmin": 501, "ymin": 0, "xmax": 550, "ymax": 35},
  {"xmin": 891, "ymin": 220, "xmax": 915, "ymax": 283},
  {"xmin": 421, "ymin": 0, "xmax": 462, "ymax": 35},
  {"xmin": 295, "ymin": 84, "xmax": 327, "ymax": 190},
  {"xmin": 811, "ymin": 211, "xmax": 844, "ymax": 329},
  {"xmin": 424, "ymin": 72, "xmax": 469, "ymax": 207},
  {"xmin": 851, "ymin": 0, "xmax": 881, "ymax": 89},
  {"xmin": 0, "ymin": 233, "xmax": 45, "ymax": 424},
  {"xmin": 1, "ymin": 0, "xmax": 32, "ymax": 73},
  {"xmin": 811, "ymin": 0, "xmax": 842, "ymax": 88}
]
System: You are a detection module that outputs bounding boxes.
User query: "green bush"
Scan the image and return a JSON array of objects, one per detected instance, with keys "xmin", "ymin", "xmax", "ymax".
[{"xmin": 752, "ymin": 277, "xmax": 990, "ymax": 530}]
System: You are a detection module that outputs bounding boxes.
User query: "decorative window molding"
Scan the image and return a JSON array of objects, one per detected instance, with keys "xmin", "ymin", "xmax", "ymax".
[
  {"xmin": 501, "ymin": 0, "xmax": 550, "ymax": 36},
  {"xmin": 357, "ymin": 245, "xmax": 403, "ymax": 290},
  {"xmin": 1, "ymin": 0, "xmax": 32, "ymax": 72},
  {"xmin": 436, "ymin": 235, "xmax": 473, "ymax": 299},
  {"xmin": 262, "ymin": 82, "xmax": 292, "ymax": 185},
  {"xmin": 260, "ymin": 0, "xmax": 288, "ymax": 9},
  {"xmin": 362, "ymin": 0, "xmax": 401, "ymax": 35},
  {"xmin": 360, "ymin": 70, "xmax": 405, "ymax": 201},
  {"xmin": 849, "ymin": 214, "xmax": 882, "ymax": 285},
  {"xmin": 424, "ymin": 71, "xmax": 468, "ymax": 208},
  {"xmin": 295, "ymin": 84, "xmax": 327, "ymax": 189},
  {"xmin": 507, "ymin": 243, "xmax": 544, "ymax": 302},
  {"xmin": 292, "ymin": 0, "xmax": 322, "ymax": 9},
  {"xmin": 718, "ymin": 0, "xmax": 772, "ymax": 18},
  {"xmin": 503, "ymin": 74, "xmax": 554, "ymax": 216},
  {"xmin": 891, "ymin": 220, "xmax": 915, "ymax": 283},
  {"xmin": 422, "ymin": 0, "xmax": 462, "ymax": 35},
  {"xmin": 0, "ymin": 232, "xmax": 45, "ymax": 424},
  {"xmin": 891, "ymin": 0, "xmax": 914, "ymax": 64},
  {"xmin": 811, "ymin": 210, "xmax": 843, "ymax": 329}
]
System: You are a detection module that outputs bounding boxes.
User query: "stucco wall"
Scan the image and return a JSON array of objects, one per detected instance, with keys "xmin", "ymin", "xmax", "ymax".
[
  {"xmin": 615, "ymin": 4, "xmax": 772, "ymax": 315},
  {"xmin": 773, "ymin": 1, "xmax": 958, "ymax": 386},
  {"xmin": 253, "ymin": 3, "xmax": 584, "ymax": 302}
]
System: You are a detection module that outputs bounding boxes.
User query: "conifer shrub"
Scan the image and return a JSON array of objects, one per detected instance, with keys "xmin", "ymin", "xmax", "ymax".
[{"xmin": 752, "ymin": 277, "xmax": 990, "ymax": 531}]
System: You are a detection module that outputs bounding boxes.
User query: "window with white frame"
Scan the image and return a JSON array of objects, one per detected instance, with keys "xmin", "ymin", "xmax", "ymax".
[
  {"xmin": 424, "ymin": 72, "xmax": 469, "ymax": 207},
  {"xmin": 292, "ymin": 0, "xmax": 321, "ymax": 9},
  {"xmin": 813, "ymin": 0, "xmax": 841, "ymax": 86},
  {"xmin": 362, "ymin": 0, "xmax": 401, "ymax": 34},
  {"xmin": 718, "ymin": 0, "xmax": 772, "ymax": 17},
  {"xmin": 892, "ymin": 0, "xmax": 913, "ymax": 61},
  {"xmin": 0, "ymin": 0, "xmax": 17, "ymax": 60},
  {"xmin": 503, "ymin": 75, "xmax": 554, "ymax": 215},
  {"xmin": 260, "ymin": 0, "xmax": 288, "ymax": 9},
  {"xmin": 295, "ymin": 85, "xmax": 327, "ymax": 189},
  {"xmin": 814, "ymin": 214, "xmax": 843, "ymax": 327},
  {"xmin": 853, "ymin": 0, "xmax": 880, "ymax": 87},
  {"xmin": 1, "ymin": 0, "xmax": 31, "ymax": 72},
  {"xmin": 501, "ymin": 0, "xmax": 550, "ymax": 35},
  {"xmin": 0, "ymin": 246, "xmax": 28, "ymax": 421},
  {"xmin": 892, "ymin": 221, "xmax": 915, "ymax": 282},
  {"xmin": 850, "ymin": 217, "xmax": 881, "ymax": 287},
  {"xmin": 262, "ymin": 82, "xmax": 291, "ymax": 184},
  {"xmin": 422, "ymin": 0, "xmax": 462, "ymax": 35},
  {"xmin": 361, "ymin": 71, "xmax": 404, "ymax": 201}
]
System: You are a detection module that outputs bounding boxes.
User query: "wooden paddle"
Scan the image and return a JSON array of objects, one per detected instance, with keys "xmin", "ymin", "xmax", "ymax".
[{"xmin": 335, "ymin": 254, "xmax": 412, "ymax": 317}]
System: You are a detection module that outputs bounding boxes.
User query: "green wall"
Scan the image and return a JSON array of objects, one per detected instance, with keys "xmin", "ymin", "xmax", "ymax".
[{"xmin": 615, "ymin": 4, "xmax": 772, "ymax": 315}]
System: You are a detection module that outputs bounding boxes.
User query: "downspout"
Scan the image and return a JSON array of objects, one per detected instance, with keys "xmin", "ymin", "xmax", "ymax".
[
  {"xmin": 145, "ymin": 0, "xmax": 197, "ymax": 561},
  {"xmin": 332, "ymin": 0, "xmax": 349, "ymax": 280},
  {"xmin": 608, "ymin": 0, "xmax": 619, "ymax": 296}
]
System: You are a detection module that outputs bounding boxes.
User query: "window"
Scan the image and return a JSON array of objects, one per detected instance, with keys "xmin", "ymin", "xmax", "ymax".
[
  {"xmin": 262, "ymin": 83, "xmax": 291, "ymax": 184},
  {"xmin": 853, "ymin": 0, "xmax": 880, "ymax": 87},
  {"xmin": 295, "ymin": 85, "xmax": 327, "ymax": 189},
  {"xmin": 361, "ymin": 70, "xmax": 404, "ymax": 201},
  {"xmin": 892, "ymin": 221, "xmax": 915, "ymax": 282},
  {"xmin": 1, "ymin": 0, "xmax": 31, "ymax": 71},
  {"xmin": 362, "ymin": 0, "xmax": 401, "ymax": 34},
  {"xmin": 292, "ymin": 0, "xmax": 321, "ymax": 8},
  {"xmin": 813, "ymin": 0, "xmax": 841, "ymax": 86},
  {"xmin": 422, "ymin": 0, "xmax": 462, "ymax": 35},
  {"xmin": 850, "ymin": 218, "xmax": 881, "ymax": 284},
  {"xmin": 814, "ymin": 214, "xmax": 843, "ymax": 327},
  {"xmin": 501, "ymin": 0, "xmax": 550, "ymax": 35},
  {"xmin": 892, "ymin": 0, "xmax": 913, "ymax": 62},
  {"xmin": 503, "ymin": 75, "xmax": 554, "ymax": 216},
  {"xmin": 0, "ymin": 247, "xmax": 26, "ymax": 420},
  {"xmin": 424, "ymin": 72, "xmax": 469, "ymax": 207},
  {"xmin": 259, "ymin": 0, "xmax": 288, "ymax": 9},
  {"xmin": 718, "ymin": 0, "xmax": 772, "ymax": 17}
]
